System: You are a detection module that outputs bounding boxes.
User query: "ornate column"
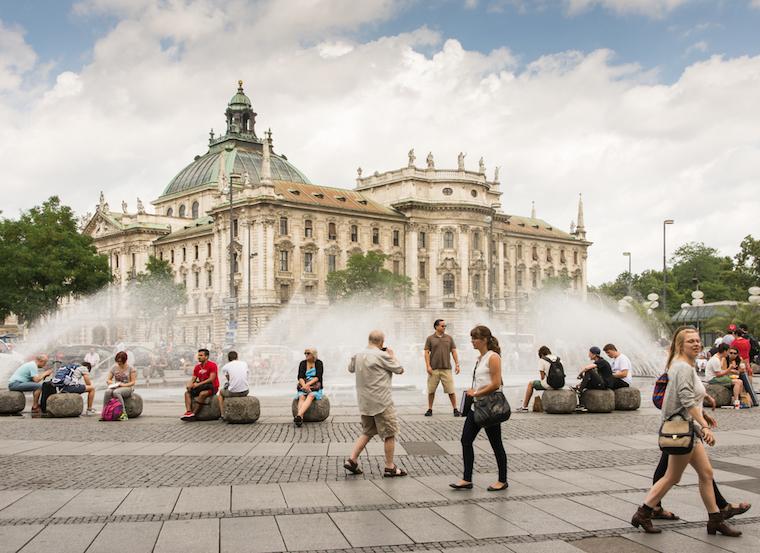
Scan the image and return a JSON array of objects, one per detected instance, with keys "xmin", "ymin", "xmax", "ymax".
[
  {"xmin": 263, "ymin": 218, "xmax": 276, "ymax": 302},
  {"xmin": 458, "ymin": 224, "xmax": 470, "ymax": 306},
  {"xmin": 406, "ymin": 223, "xmax": 419, "ymax": 308},
  {"xmin": 254, "ymin": 217, "xmax": 267, "ymax": 302}
]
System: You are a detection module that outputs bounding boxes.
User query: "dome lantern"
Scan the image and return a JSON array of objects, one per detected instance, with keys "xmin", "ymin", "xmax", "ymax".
[{"xmin": 225, "ymin": 80, "xmax": 257, "ymax": 137}]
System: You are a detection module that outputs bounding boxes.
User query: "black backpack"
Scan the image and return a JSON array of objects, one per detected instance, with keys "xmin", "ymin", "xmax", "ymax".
[{"xmin": 542, "ymin": 356, "xmax": 566, "ymax": 389}]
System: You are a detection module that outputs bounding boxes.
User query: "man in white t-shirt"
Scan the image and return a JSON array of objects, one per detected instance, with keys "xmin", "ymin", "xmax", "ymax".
[
  {"xmin": 603, "ymin": 344, "xmax": 633, "ymax": 387},
  {"xmin": 217, "ymin": 350, "xmax": 250, "ymax": 415},
  {"xmin": 84, "ymin": 348, "xmax": 100, "ymax": 370},
  {"xmin": 705, "ymin": 343, "xmax": 730, "ymax": 381}
]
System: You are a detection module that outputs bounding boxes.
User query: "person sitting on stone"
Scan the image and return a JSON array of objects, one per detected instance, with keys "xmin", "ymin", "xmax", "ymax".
[
  {"xmin": 146, "ymin": 352, "xmax": 168, "ymax": 386},
  {"xmin": 517, "ymin": 345, "xmax": 559, "ymax": 412},
  {"xmin": 603, "ymin": 343, "xmax": 632, "ymax": 389},
  {"xmin": 706, "ymin": 345, "xmax": 744, "ymax": 408},
  {"xmin": 294, "ymin": 348, "xmax": 324, "ymax": 427},
  {"xmin": 218, "ymin": 350, "xmax": 250, "ymax": 417},
  {"xmin": 573, "ymin": 346, "xmax": 610, "ymax": 394},
  {"xmin": 102, "ymin": 351, "xmax": 136, "ymax": 421},
  {"xmin": 7, "ymin": 354, "xmax": 51, "ymax": 413},
  {"xmin": 42, "ymin": 361, "xmax": 96, "ymax": 415},
  {"xmin": 181, "ymin": 348, "xmax": 219, "ymax": 421}
]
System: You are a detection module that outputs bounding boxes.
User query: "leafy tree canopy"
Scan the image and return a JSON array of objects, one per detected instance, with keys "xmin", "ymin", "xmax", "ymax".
[
  {"xmin": 130, "ymin": 256, "xmax": 187, "ymax": 330},
  {"xmin": 0, "ymin": 197, "xmax": 111, "ymax": 324},
  {"xmin": 326, "ymin": 251, "xmax": 412, "ymax": 302}
]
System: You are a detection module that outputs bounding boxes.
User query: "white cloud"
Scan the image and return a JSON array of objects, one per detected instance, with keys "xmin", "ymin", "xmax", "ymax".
[
  {"xmin": 0, "ymin": 20, "xmax": 37, "ymax": 91},
  {"xmin": 751, "ymin": 0, "xmax": 760, "ymax": 9},
  {"xmin": 564, "ymin": 0, "xmax": 689, "ymax": 18},
  {"xmin": 465, "ymin": 0, "xmax": 479, "ymax": 8},
  {"xmin": 685, "ymin": 40, "xmax": 708, "ymax": 55},
  {"xmin": 1, "ymin": 0, "xmax": 759, "ymax": 287}
]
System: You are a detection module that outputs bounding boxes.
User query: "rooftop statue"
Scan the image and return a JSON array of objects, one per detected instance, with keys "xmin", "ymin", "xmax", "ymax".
[
  {"xmin": 494, "ymin": 166, "xmax": 500, "ymax": 182},
  {"xmin": 121, "ymin": 201, "xmax": 128, "ymax": 214},
  {"xmin": 136, "ymin": 198, "xmax": 145, "ymax": 214},
  {"xmin": 457, "ymin": 152, "xmax": 466, "ymax": 171},
  {"xmin": 478, "ymin": 157, "xmax": 485, "ymax": 174},
  {"xmin": 408, "ymin": 148, "xmax": 415, "ymax": 167},
  {"xmin": 243, "ymin": 172, "xmax": 250, "ymax": 186},
  {"xmin": 426, "ymin": 152, "xmax": 434, "ymax": 169},
  {"xmin": 357, "ymin": 167, "xmax": 363, "ymax": 177}
]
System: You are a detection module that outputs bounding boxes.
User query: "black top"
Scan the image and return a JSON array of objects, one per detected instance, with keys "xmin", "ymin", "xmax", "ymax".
[
  {"xmin": 594, "ymin": 358, "xmax": 614, "ymax": 388},
  {"xmin": 298, "ymin": 359, "xmax": 324, "ymax": 388}
]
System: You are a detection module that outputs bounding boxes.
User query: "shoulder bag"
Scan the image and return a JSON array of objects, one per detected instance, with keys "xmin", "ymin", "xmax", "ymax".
[
  {"xmin": 471, "ymin": 353, "xmax": 511, "ymax": 428},
  {"xmin": 658, "ymin": 414, "xmax": 695, "ymax": 455}
]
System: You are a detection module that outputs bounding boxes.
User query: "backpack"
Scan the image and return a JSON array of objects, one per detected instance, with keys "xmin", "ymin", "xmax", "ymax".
[
  {"xmin": 652, "ymin": 372, "xmax": 669, "ymax": 409},
  {"xmin": 100, "ymin": 398, "xmax": 124, "ymax": 421},
  {"xmin": 542, "ymin": 356, "xmax": 566, "ymax": 389},
  {"xmin": 51, "ymin": 364, "xmax": 78, "ymax": 387},
  {"xmin": 747, "ymin": 334, "xmax": 760, "ymax": 361}
]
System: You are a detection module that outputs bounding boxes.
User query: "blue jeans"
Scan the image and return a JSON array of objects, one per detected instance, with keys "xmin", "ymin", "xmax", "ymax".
[{"xmin": 8, "ymin": 382, "xmax": 41, "ymax": 392}]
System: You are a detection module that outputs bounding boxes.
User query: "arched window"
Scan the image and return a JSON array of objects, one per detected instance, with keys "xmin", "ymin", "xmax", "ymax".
[
  {"xmin": 473, "ymin": 232, "xmax": 481, "ymax": 251},
  {"xmin": 350, "ymin": 225, "xmax": 358, "ymax": 242},
  {"xmin": 191, "ymin": 201, "xmax": 199, "ymax": 219},
  {"xmin": 178, "ymin": 204, "xmax": 186, "ymax": 218},
  {"xmin": 304, "ymin": 219, "xmax": 313, "ymax": 238},
  {"xmin": 166, "ymin": 207, "xmax": 174, "ymax": 217},
  {"xmin": 444, "ymin": 231, "xmax": 454, "ymax": 249},
  {"xmin": 443, "ymin": 273, "xmax": 455, "ymax": 296},
  {"xmin": 328, "ymin": 222, "xmax": 337, "ymax": 240}
]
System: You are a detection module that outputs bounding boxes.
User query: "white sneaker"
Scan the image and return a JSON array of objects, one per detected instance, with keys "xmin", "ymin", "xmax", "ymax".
[
  {"xmin": 85, "ymin": 408, "xmax": 96, "ymax": 416},
  {"xmin": 516, "ymin": 406, "xmax": 529, "ymax": 412}
]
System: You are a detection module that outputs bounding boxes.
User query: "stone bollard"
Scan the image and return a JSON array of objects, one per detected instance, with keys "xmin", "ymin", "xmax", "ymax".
[
  {"xmin": 0, "ymin": 391, "xmax": 26, "ymax": 415},
  {"xmin": 581, "ymin": 389, "xmax": 615, "ymax": 413},
  {"xmin": 542, "ymin": 389, "xmax": 577, "ymax": 414},
  {"xmin": 704, "ymin": 383, "xmax": 731, "ymax": 407},
  {"xmin": 47, "ymin": 393, "xmax": 83, "ymax": 417},
  {"xmin": 223, "ymin": 396, "xmax": 260, "ymax": 424},
  {"xmin": 193, "ymin": 397, "xmax": 221, "ymax": 421},
  {"xmin": 291, "ymin": 396, "xmax": 331, "ymax": 422},
  {"xmin": 614, "ymin": 387, "xmax": 641, "ymax": 411},
  {"xmin": 124, "ymin": 393, "xmax": 143, "ymax": 418}
]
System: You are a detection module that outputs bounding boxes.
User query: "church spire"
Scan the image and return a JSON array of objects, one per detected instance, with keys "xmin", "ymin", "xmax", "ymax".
[{"xmin": 575, "ymin": 193, "xmax": 586, "ymax": 240}]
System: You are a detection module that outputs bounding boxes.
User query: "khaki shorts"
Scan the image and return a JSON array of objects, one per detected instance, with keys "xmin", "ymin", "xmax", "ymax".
[
  {"xmin": 361, "ymin": 405, "xmax": 399, "ymax": 440},
  {"xmin": 427, "ymin": 368, "xmax": 455, "ymax": 394}
]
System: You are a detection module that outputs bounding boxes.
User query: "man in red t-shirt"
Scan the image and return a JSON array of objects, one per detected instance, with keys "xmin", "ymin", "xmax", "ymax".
[
  {"xmin": 181, "ymin": 348, "xmax": 219, "ymax": 421},
  {"xmin": 733, "ymin": 329, "xmax": 752, "ymax": 375}
]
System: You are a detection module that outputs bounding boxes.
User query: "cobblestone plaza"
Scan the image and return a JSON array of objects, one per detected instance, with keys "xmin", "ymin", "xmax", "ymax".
[{"xmin": 1, "ymin": 383, "xmax": 759, "ymax": 553}]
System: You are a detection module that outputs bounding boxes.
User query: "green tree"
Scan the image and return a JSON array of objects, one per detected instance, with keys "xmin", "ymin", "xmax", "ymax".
[
  {"xmin": 706, "ymin": 304, "xmax": 760, "ymax": 337},
  {"xmin": 735, "ymin": 235, "xmax": 760, "ymax": 284},
  {"xmin": 0, "ymin": 197, "xmax": 111, "ymax": 324},
  {"xmin": 129, "ymin": 256, "xmax": 187, "ymax": 338},
  {"xmin": 326, "ymin": 251, "xmax": 412, "ymax": 302}
]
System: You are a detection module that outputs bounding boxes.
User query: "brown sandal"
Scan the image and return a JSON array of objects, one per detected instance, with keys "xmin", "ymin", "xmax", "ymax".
[
  {"xmin": 722, "ymin": 502, "xmax": 751, "ymax": 519},
  {"xmin": 383, "ymin": 465, "xmax": 408, "ymax": 477},
  {"xmin": 343, "ymin": 458, "xmax": 363, "ymax": 475}
]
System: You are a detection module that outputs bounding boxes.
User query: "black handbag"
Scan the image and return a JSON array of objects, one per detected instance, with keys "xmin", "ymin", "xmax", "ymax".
[
  {"xmin": 470, "ymin": 355, "xmax": 511, "ymax": 428},
  {"xmin": 658, "ymin": 414, "xmax": 695, "ymax": 455}
]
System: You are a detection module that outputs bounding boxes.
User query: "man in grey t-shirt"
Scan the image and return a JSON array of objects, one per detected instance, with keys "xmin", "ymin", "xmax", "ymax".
[{"xmin": 424, "ymin": 319, "xmax": 460, "ymax": 417}]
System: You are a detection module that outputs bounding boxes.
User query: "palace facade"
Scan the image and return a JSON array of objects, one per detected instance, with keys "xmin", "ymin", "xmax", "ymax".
[{"xmin": 84, "ymin": 82, "xmax": 591, "ymax": 345}]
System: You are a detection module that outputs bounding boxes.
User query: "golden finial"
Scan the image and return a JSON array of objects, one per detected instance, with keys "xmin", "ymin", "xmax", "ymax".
[{"xmin": 238, "ymin": 79, "xmax": 243, "ymax": 89}]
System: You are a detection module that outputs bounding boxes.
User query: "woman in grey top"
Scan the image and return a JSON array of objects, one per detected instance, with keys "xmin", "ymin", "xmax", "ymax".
[{"xmin": 631, "ymin": 326, "xmax": 741, "ymax": 537}]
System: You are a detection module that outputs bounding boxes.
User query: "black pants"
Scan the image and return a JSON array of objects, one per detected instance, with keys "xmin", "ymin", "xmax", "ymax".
[
  {"xmin": 653, "ymin": 451, "xmax": 727, "ymax": 509},
  {"xmin": 39, "ymin": 381, "xmax": 56, "ymax": 413},
  {"xmin": 578, "ymin": 369, "xmax": 605, "ymax": 392},
  {"xmin": 609, "ymin": 377, "xmax": 629, "ymax": 390},
  {"xmin": 461, "ymin": 411, "xmax": 507, "ymax": 483}
]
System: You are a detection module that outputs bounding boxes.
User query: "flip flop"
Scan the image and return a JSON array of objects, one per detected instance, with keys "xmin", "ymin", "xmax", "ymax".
[
  {"xmin": 343, "ymin": 458, "xmax": 363, "ymax": 475},
  {"xmin": 383, "ymin": 465, "xmax": 408, "ymax": 477}
]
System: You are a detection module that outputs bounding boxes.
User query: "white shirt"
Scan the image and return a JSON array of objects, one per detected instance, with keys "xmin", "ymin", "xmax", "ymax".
[
  {"xmin": 611, "ymin": 353, "xmax": 633, "ymax": 385},
  {"xmin": 222, "ymin": 360, "xmax": 249, "ymax": 393},
  {"xmin": 473, "ymin": 350, "xmax": 500, "ymax": 391},
  {"xmin": 705, "ymin": 355, "xmax": 724, "ymax": 380},
  {"xmin": 84, "ymin": 352, "xmax": 100, "ymax": 367}
]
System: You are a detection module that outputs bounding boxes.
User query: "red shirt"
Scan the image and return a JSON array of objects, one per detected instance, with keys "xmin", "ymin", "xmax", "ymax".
[
  {"xmin": 733, "ymin": 337, "xmax": 751, "ymax": 362},
  {"xmin": 193, "ymin": 361, "xmax": 219, "ymax": 392}
]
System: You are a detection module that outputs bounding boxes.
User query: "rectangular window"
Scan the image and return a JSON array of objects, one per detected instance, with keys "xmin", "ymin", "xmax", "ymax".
[
  {"xmin": 115, "ymin": 254, "xmax": 120, "ymax": 268},
  {"xmin": 560, "ymin": 250, "xmax": 566, "ymax": 264},
  {"xmin": 546, "ymin": 249, "xmax": 552, "ymax": 262},
  {"xmin": 279, "ymin": 217, "xmax": 288, "ymax": 235},
  {"xmin": 516, "ymin": 269, "xmax": 523, "ymax": 288},
  {"xmin": 443, "ymin": 301, "xmax": 455, "ymax": 309},
  {"xmin": 131, "ymin": 253, "xmax": 136, "ymax": 267},
  {"xmin": 574, "ymin": 251, "xmax": 579, "ymax": 264},
  {"xmin": 419, "ymin": 261, "xmax": 426, "ymax": 279},
  {"xmin": 280, "ymin": 284, "xmax": 290, "ymax": 304},
  {"xmin": 193, "ymin": 245, "xmax": 198, "ymax": 260},
  {"xmin": 304, "ymin": 220, "xmax": 313, "ymax": 238},
  {"xmin": 372, "ymin": 228, "xmax": 380, "ymax": 245},
  {"xmin": 194, "ymin": 272, "xmax": 199, "ymax": 288},
  {"xmin": 207, "ymin": 270, "xmax": 212, "ymax": 287},
  {"xmin": 350, "ymin": 225, "xmax": 358, "ymax": 242},
  {"xmin": 207, "ymin": 243, "xmax": 211, "ymax": 257},
  {"xmin": 207, "ymin": 298, "xmax": 212, "ymax": 313},
  {"xmin": 170, "ymin": 250, "xmax": 174, "ymax": 264},
  {"xmin": 531, "ymin": 270, "xmax": 537, "ymax": 288},
  {"xmin": 279, "ymin": 250, "xmax": 289, "ymax": 272},
  {"xmin": 182, "ymin": 247, "xmax": 187, "ymax": 262},
  {"xmin": 304, "ymin": 252, "xmax": 313, "ymax": 273},
  {"xmin": 532, "ymin": 246, "xmax": 538, "ymax": 261},
  {"xmin": 304, "ymin": 285, "xmax": 315, "ymax": 304},
  {"xmin": 159, "ymin": 251, "xmax": 163, "ymax": 261},
  {"xmin": 503, "ymin": 243, "xmax": 508, "ymax": 257},
  {"xmin": 473, "ymin": 232, "xmax": 481, "ymax": 251},
  {"xmin": 392, "ymin": 230, "xmax": 399, "ymax": 247},
  {"xmin": 419, "ymin": 291, "xmax": 427, "ymax": 308},
  {"xmin": 327, "ymin": 254, "xmax": 336, "ymax": 273},
  {"xmin": 393, "ymin": 260, "xmax": 400, "ymax": 274},
  {"xmin": 232, "ymin": 218, "xmax": 239, "ymax": 238},
  {"xmin": 418, "ymin": 231, "xmax": 426, "ymax": 249},
  {"xmin": 328, "ymin": 222, "xmax": 337, "ymax": 240}
]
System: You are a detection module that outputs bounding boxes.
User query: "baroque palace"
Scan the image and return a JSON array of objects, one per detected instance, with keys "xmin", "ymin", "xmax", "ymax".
[{"xmin": 84, "ymin": 82, "xmax": 591, "ymax": 345}]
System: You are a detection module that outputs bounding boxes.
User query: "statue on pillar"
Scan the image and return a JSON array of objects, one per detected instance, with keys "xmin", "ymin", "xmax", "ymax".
[
  {"xmin": 457, "ymin": 152, "xmax": 466, "ymax": 171},
  {"xmin": 357, "ymin": 167, "xmax": 363, "ymax": 178},
  {"xmin": 98, "ymin": 191, "xmax": 106, "ymax": 212},
  {"xmin": 493, "ymin": 166, "xmax": 500, "ymax": 182},
  {"xmin": 407, "ymin": 148, "xmax": 416, "ymax": 167},
  {"xmin": 136, "ymin": 198, "xmax": 145, "ymax": 214},
  {"xmin": 243, "ymin": 172, "xmax": 251, "ymax": 186},
  {"xmin": 478, "ymin": 157, "xmax": 485, "ymax": 174},
  {"xmin": 121, "ymin": 201, "xmax": 128, "ymax": 214},
  {"xmin": 426, "ymin": 152, "xmax": 435, "ymax": 169}
]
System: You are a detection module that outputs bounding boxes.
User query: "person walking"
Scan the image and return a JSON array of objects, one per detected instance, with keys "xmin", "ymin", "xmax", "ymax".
[
  {"xmin": 102, "ymin": 351, "xmax": 136, "ymax": 420},
  {"xmin": 630, "ymin": 326, "xmax": 741, "ymax": 537},
  {"xmin": 424, "ymin": 319, "xmax": 461, "ymax": 417},
  {"xmin": 450, "ymin": 325, "xmax": 508, "ymax": 492},
  {"xmin": 344, "ymin": 330, "xmax": 407, "ymax": 477}
]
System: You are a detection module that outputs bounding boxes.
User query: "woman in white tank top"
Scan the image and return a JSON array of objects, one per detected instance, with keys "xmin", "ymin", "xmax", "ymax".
[{"xmin": 449, "ymin": 325, "xmax": 508, "ymax": 492}]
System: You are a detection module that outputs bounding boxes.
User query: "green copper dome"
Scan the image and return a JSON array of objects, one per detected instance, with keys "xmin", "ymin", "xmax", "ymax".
[
  {"xmin": 229, "ymin": 80, "xmax": 251, "ymax": 108},
  {"xmin": 160, "ymin": 147, "xmax": 311, "ymax": 197}
]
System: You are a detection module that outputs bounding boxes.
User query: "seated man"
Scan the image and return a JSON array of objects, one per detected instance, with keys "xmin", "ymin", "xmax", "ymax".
[
  {"xmin": 218, "ymin": 350, "xmax": 249, "ymax": 416},
  {"xmin": 603, "ymin": 343, "xmax": 632, "ymax": 389},
  {"xmin": 181, "ymin": 348, "xmax": 219, "ymax": 421},
  {"xmin": 517, "ymin": 345, "xmax": 561, "ymax": 412},
  {"xmin": 8, "ymin": 354, "xmax": 51, "ymax": 413},
  {"xmin": 574, "ymin": 346, "xmax": 610, "ymax": 394},
  {"xmin": 42, "ymin": 361, "xmax": 96, "ymax": 415}
]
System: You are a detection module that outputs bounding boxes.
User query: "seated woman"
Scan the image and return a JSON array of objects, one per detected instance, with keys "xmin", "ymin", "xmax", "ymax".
[
  {"xmin": 517, "ymin": 345, "xmax": 559, "ymax": 411},
  {"xmin": 103, "ymin": 351, "xmax": 137, "ymax": 421},
  {"xmin": 294, "ymin": 348, "xmax": 324, "ymax": 427},
  {"xmin": 707, "ymin": 345, "xmax": 744, "ymax": 408}
]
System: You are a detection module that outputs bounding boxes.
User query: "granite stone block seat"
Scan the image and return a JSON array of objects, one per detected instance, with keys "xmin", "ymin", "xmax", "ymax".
[
  {"xmin": 223, "ymin": 395, "xmax": 260, "ymax": 424},
  {"xmin": 704, "ymin": 383, "xmax": 731, "ymax": 407},
  {"xmin": 542, "ymin": 389, "xmax": 577, "ymax": 414},
  {"xmin": 291, "ymin": 396, "xmax": 330, "ymax": 422},
  {"xmin": 193, "ymin": 397, "xmax": 221, "ymax": 421},
  {"xmin": 47, "ymin": 393, "xmax": 83, "ymax": 417},
  {"xmin": 581, "ymin": 389, "xmax": 615, "ymax": 413},
  {"xmin": 124, "ymin": 393, "xmax": 143, "ymax": 418},
  {"xmin": 614, "ymin": 387, "xmax": 641, "ymax": 411},
  {"xmin": 0, "ymin": 390, "xmax": 25, "ymax": 414}
]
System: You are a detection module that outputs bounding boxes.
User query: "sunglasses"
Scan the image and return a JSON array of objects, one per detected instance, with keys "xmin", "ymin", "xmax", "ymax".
[{"xmin": 304, "ymin": 351, "xmax": 312, "ymax": 356}]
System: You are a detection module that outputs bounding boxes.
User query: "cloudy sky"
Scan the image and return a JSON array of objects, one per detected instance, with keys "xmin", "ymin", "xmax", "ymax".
[{"xmin": 1, "ymin": 0, "xmax": 759, "ymax": 285}]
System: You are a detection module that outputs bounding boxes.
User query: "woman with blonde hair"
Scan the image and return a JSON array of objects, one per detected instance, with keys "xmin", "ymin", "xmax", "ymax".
[
  {"xmin": 450, "ymin": 325, "xmax": 508, "ymax": 492},
  {"xmin": 631, "ymin": 326, "xmax": 740, "ymax": 537},
  {"xmin": 294, "ymin": 347, "xmax": 324, "ymax": 427}
]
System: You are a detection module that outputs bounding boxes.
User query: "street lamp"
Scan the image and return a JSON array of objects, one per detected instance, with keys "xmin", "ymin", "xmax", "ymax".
[
  {"xmin": 663, "ymin": 219, "xmax": 674, "ymax": 314},
  {"xmin": 623, "ymin": 251, "xmax": 632, "ymax": 295}
]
